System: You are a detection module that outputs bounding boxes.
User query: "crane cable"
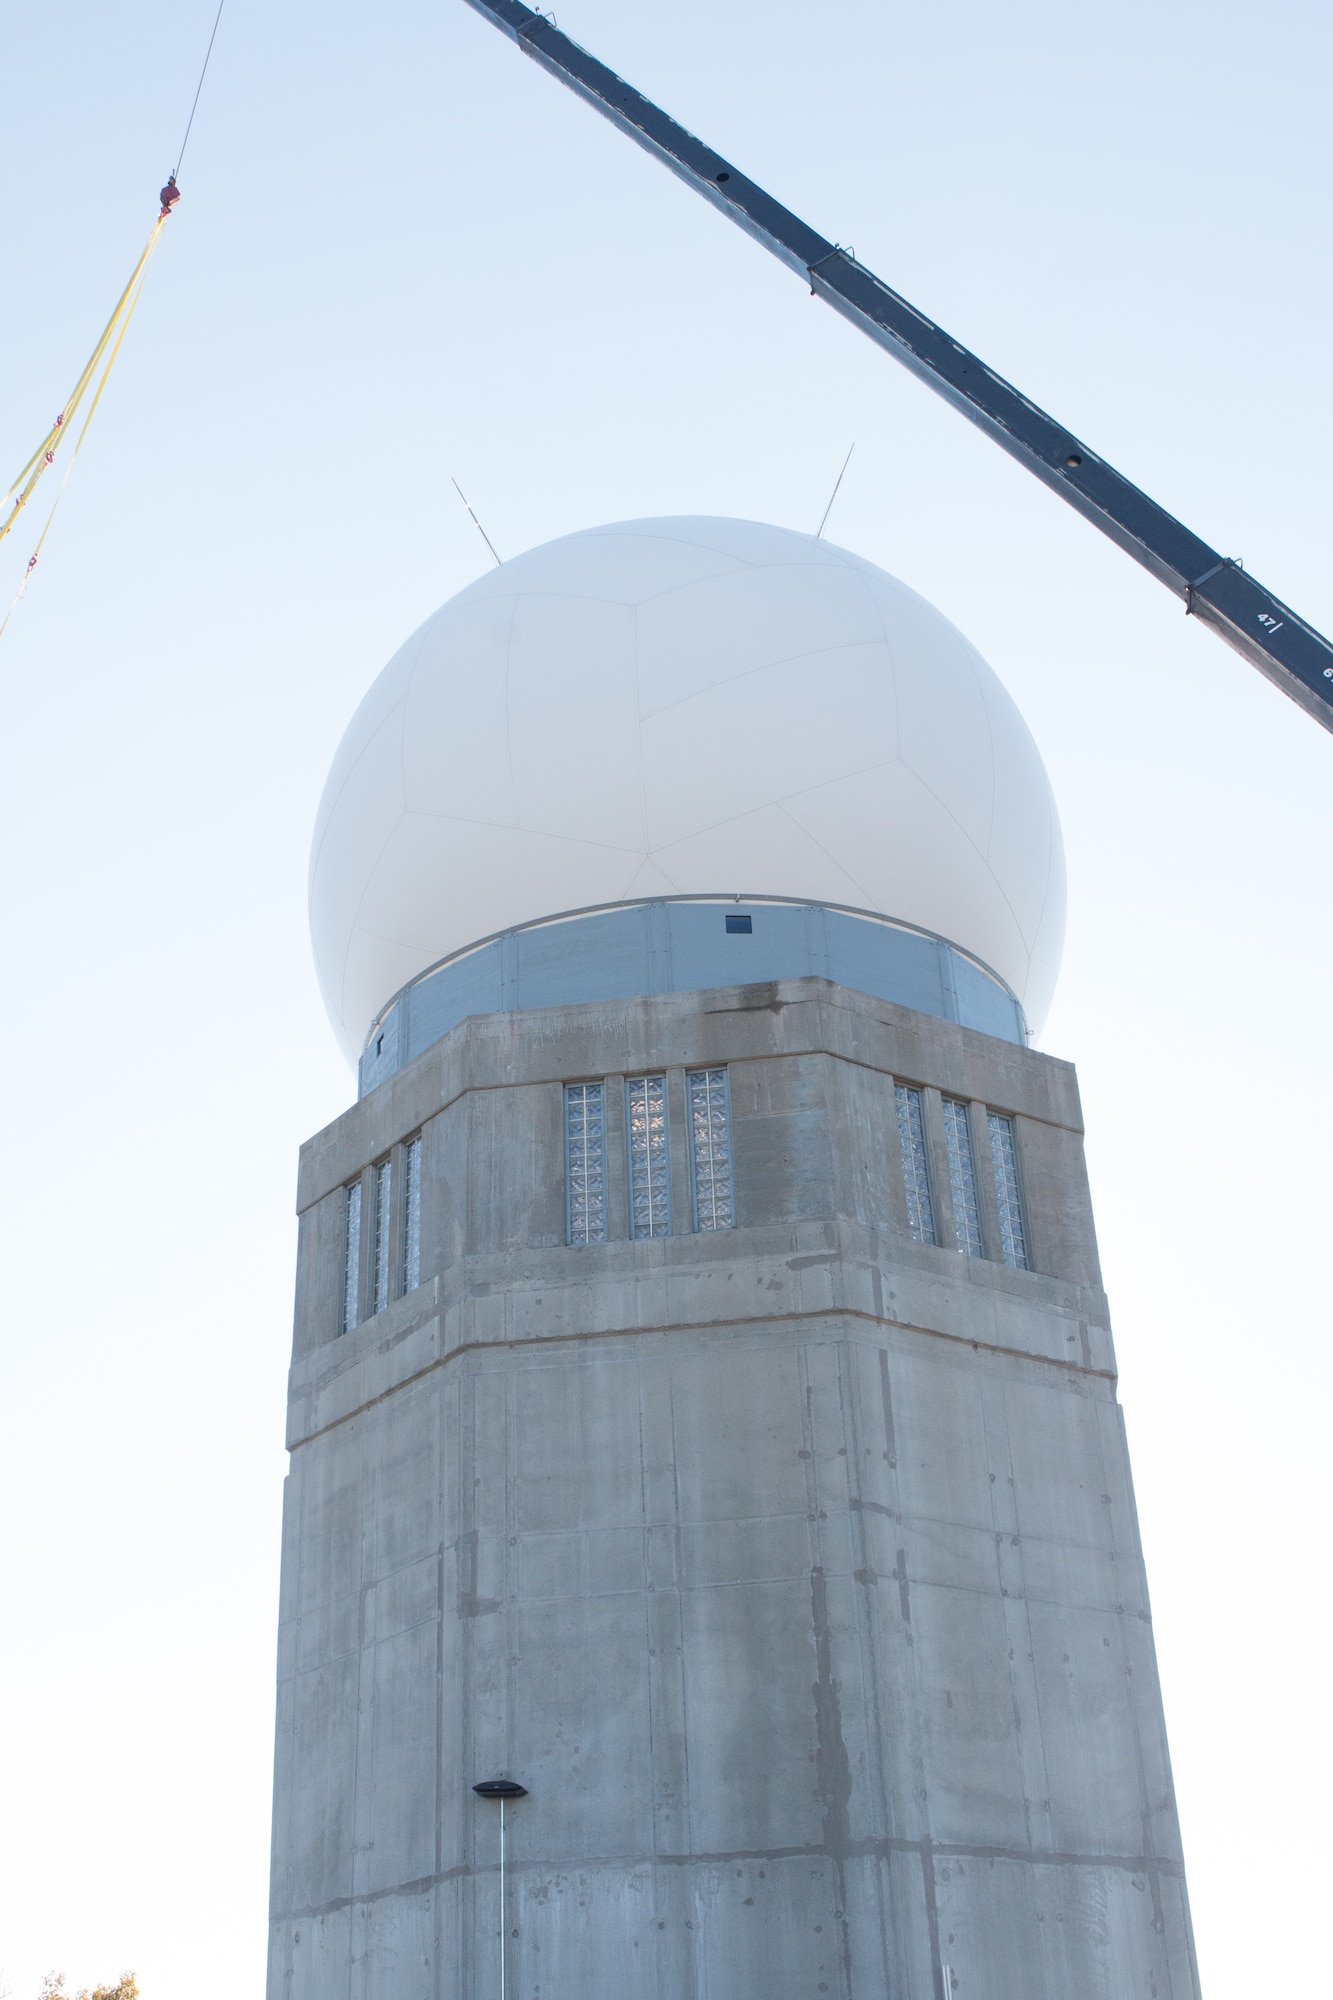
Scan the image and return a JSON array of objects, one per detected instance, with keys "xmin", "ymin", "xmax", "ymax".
[{"xmin": 0, "ymin": 0, "xmax": 227, "ymax": 633}]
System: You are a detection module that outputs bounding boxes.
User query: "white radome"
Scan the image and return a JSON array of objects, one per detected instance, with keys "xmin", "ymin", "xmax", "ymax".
[{"xmin": 311, "ymin": 517, "xmax": 1065, "ymax": 1062}]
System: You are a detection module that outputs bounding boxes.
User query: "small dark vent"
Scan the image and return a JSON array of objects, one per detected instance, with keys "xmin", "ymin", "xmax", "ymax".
[{"xmin": 725, "ymin": 913, "xmax": 753, "ymax": 934}]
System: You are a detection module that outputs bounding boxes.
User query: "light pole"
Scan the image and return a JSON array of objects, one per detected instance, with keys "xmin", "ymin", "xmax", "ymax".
[{"xmin": 472, "ymin": 1778, "xmax": 528, "ymax": 2000}]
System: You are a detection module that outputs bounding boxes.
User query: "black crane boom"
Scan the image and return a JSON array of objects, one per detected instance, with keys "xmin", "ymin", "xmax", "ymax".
[{"xmin": 462, "ymin": 0, "xmax": 1333, "ymax": 735}]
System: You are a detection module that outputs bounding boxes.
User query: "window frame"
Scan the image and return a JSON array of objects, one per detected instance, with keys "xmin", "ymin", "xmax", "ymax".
[
  {"xmin": 987, "ymin": 1110, "xmax": 1031, "ymax": 1271},
  {"xmin": 941, "ymin": 1096, "xmax": 985, "ymax": 1259},
  {"xmin": 687, "ymin": 1065, "xmax": 735, "ymax": 1233},
  {"xmin": 369, "ymin": 1155, "xmax": 393, "ymax": 1316},
  {"xmin": 565, "ymin": 1079, "xmax": 609, "ymax": 1246},
  {"xmin": 626, "ymin": 1072, "xmax": 672, "ymax": 1239},
  {"xmin": 341, "ymin": 1178, "xmax": 363, "ymax": 1335},
  {"xmin": 401, "ymin": 1132, "xmax": 423, "ymax": 1294},
  {"xmin": 894, "ymin": 1081, "xmax": 939, "ymax": 1246}
]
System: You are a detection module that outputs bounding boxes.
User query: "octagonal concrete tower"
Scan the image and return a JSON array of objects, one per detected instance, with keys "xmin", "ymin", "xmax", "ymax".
[{"xmin": 269, "ymin": 519, "xmax": 1198, "ymax": 2000}]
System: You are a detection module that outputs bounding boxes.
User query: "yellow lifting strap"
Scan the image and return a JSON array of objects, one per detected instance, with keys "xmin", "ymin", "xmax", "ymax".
[
  {"xmin": 1, "ymin": 0, "xmax": 226, "ymax": 636},
  {"xmin": 1, "ymin": 209, "xmax": 168, "ymax": 549},
  {"xmin": 0, "ymin": 208, "xmax": 171, "ymax": 638}
]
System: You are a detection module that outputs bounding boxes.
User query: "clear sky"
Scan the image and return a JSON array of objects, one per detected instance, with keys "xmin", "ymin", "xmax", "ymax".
[{"xmin": 0, "ymin": 1, "xmax": 1329, "ymax": 1994}]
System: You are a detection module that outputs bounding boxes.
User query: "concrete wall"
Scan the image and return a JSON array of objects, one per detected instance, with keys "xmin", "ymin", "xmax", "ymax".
[{"xmin": 269, "ymin": 978, "xmax": 1198, "ymax": 2000}]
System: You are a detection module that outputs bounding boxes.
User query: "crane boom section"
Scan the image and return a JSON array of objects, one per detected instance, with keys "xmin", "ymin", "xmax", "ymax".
[{"xmin": 463, "ymin": 0, "xmax": 1333, "ymax": 734}]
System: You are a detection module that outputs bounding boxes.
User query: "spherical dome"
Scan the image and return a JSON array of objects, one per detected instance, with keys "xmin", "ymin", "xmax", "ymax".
[{"xmin": 310, "ymin": 517, "xmax": 1065, "ymax": 1062}]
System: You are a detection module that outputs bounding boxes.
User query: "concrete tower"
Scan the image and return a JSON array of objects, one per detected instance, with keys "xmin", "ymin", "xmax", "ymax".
[{"xmin": 269, "ymin": 519, "xmax": 1198, "ymax": 1999}]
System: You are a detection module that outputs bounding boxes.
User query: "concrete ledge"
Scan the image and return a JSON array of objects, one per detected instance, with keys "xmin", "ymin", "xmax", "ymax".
[
  {"xmin": 288, "ymin": 1209, "xmax": 1112, "ymax": 1446},
  {"xmin": 287, "ymin": 1288, "xmax": 441, "ymax": 1450},
  {"xmin": 287, "ymin": 1287, "xmax": 1115, "ymax": 1453}
]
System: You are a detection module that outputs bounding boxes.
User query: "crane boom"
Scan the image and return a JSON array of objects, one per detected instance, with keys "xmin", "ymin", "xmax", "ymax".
[{"xmin": 462, "ymin": 0, "xmax": 1333, "ymax": 734}]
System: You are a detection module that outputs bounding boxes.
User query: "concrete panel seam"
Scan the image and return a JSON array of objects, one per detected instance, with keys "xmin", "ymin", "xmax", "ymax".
[
  {"xmin": 286, "ymin": 1305, "xmax": 1118, "ymax": 1451},
  {"xmin": 278, "ymin": 1836, "xmax": 1187, "ymax": 1924}
]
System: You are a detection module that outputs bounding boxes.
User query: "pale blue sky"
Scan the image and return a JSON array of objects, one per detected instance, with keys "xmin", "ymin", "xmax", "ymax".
[{"xmin": 1, "ymin": 2, "xmax": 1329, "ymax": 1994}]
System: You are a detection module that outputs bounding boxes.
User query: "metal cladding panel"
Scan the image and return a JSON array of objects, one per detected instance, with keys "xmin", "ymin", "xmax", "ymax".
[
  {"xmin": 355, "ymin": 901, "xmax": 1025, "ymax": 1095},
  {"xmin": 516, "ymin": 905, "xmax": 654, "ymax": 1007},
  {"xmin": 950, "ymin": 946, "xmax": 1027, "ymax": 1042},
  {"xmin": 664, "ymin": 900, "xmax": 819, "ymax": 992},
  {"xmin": 825, "ymin": 907, "xmax": 948, "ymax": 1024},
  {"xmin": 406, "ymin": 946, "xmax": 501, "ymax": 1065},
  {"xmin": 357, "ymin": 1004, "xmax": 402, "ymax": 1098}
]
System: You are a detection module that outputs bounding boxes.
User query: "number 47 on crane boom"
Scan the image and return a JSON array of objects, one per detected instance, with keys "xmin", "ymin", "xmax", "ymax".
[{"xmin": 463, "ymin": 0, "xmax": 1333, "ymax": 737}]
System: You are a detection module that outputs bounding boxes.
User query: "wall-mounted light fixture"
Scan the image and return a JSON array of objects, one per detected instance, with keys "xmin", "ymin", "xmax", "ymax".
[{"xmin": 473, "ymin": 1779, "xmax": 528, "ymax": 2000}]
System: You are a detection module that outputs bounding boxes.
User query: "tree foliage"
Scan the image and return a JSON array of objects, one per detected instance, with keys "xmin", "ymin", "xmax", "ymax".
[{"xmin": 39, "ymin": 1975, "xmax": 138, "ymax": 2000}]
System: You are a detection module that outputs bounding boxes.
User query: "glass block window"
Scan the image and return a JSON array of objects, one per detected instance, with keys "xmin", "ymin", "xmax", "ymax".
[
  {"xmin": 565, "ymin": 1082, "xmax": 607, "ymax": 1245},
  {"xmin": 894, "ymin": 1084, "xmax": 937, "ymax": 1245},
  {"xmin": 988, "ymin": 1113, "xmax": 1030, "ymax": 1270},
  {"xmin": 372, "ymin": 1157, "xmax": 393, "ymax": 1314},
  {"xmin": 688, "ymin": 1067, "xmax": 734, "ymax": 1231},
  {"xmin": 627, "ymin": 1074, "xmax": 671, "ymax": 1238},
  {"xmin": 402, "ymin": 1135, "xmax": 422, "ymax": 1293},
  {"xmin": 942, "ymin": 1098, "xmax": 984, "ymax": 1259},
  {"xmin": 342, "ymin": 1180, "xmax": 362, "ymax": 1335}
]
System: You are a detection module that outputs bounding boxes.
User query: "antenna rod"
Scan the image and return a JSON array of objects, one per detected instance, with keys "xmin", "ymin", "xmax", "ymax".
[
  {"xmin": 452, "ymin": 477, "xmax": 503, "ymax": 566},
  {"xmin": 816, "ymin": 442, "xmax": 854, "ymax": 538}
]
